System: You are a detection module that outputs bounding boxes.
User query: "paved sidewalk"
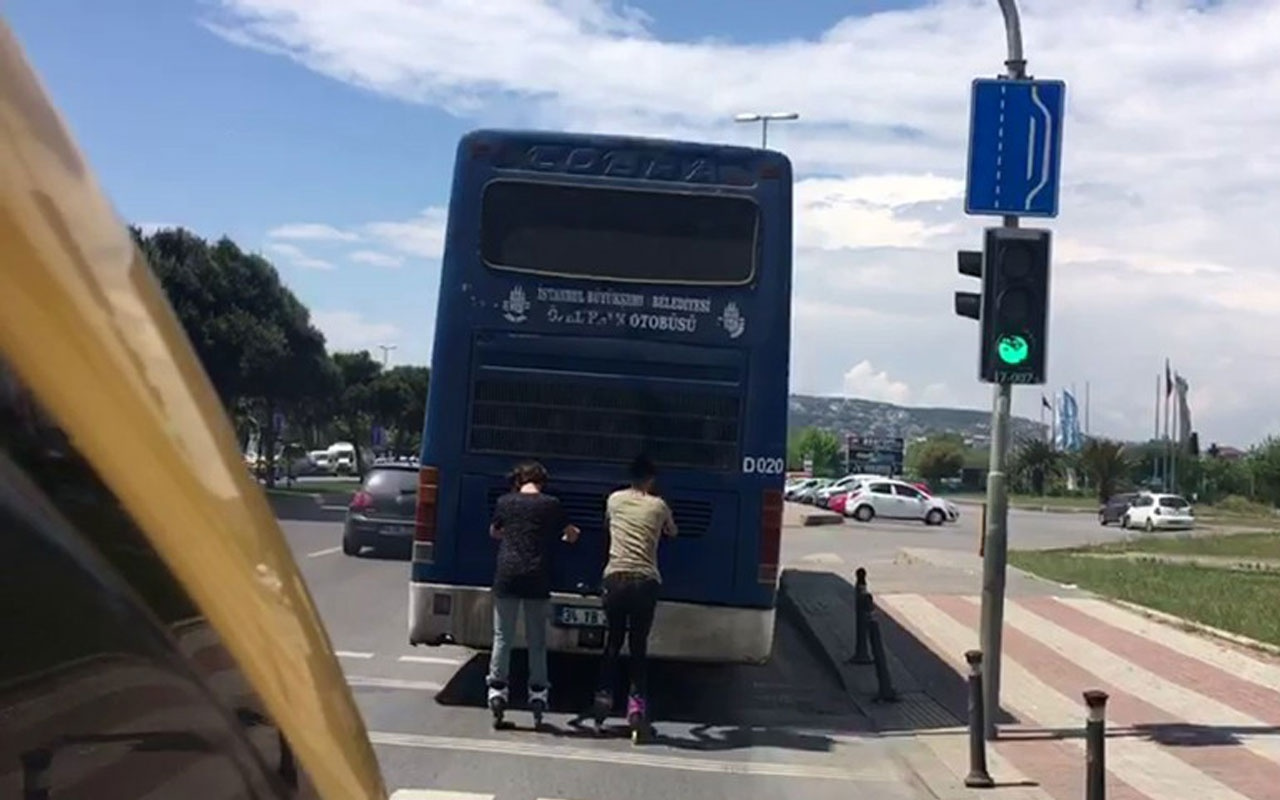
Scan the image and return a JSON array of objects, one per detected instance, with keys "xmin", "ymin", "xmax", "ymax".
[{"xmin": 784, "ymin": 547, "xmax": 1280, "ymax": 800}]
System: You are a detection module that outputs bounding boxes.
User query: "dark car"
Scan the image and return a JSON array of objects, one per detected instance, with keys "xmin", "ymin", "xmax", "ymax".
[
  {"xmin": 342, "ymin": 464, "xmax": 419, "ymax": 556},
  {"xmin": 1099, "ymin": 492, "xmax": 1139, "ymax": 526}
]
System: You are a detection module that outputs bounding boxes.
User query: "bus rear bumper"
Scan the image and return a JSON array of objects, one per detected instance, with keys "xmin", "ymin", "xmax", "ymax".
[{"xmin": 409, "ymin": 582, "xmax": 774, "ymax": 664}]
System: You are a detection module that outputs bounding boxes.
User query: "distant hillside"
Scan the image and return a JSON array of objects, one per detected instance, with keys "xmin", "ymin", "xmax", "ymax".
[{"xmin": 788, "ymin": 394, "xmax": 1046, "ymax": 448}]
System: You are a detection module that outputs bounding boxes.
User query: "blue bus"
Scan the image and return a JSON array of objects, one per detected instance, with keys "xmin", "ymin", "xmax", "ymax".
[{"xmin": 408, "ymin": 129, "xmax": 793, "ymax": 664}]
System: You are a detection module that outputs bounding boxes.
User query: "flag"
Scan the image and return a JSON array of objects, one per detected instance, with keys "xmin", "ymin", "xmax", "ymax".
[
  {"xmin": 1055, "ymin": 390, "xmax": 1082, "ymax": 452},
  {"xmin": 1165, "ymin": 359, "xmax": 1173, "ymax": 398}
]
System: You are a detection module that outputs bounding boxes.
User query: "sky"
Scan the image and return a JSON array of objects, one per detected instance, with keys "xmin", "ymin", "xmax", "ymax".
[{"xmin": 9, "ymin": 0, "xmax": 1280, "ymax": 448}]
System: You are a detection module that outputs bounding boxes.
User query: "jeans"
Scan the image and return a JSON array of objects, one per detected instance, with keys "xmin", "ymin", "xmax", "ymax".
[
  {"xmin": 488, "ymin": 595, "xmax": 550, "ymax": 690},
  {"xmin": 596, "ymin": 572, "xmax": 660, "ymax": 698}
]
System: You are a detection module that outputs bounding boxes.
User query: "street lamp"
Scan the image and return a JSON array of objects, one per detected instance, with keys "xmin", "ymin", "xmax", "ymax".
[
  {"xmin": 733, "ymin": 111, "xmax": 799, "ymax": 148},
  {"xmin": 377, "ymin": 343, "xmax": 397, "ymax": 366}
]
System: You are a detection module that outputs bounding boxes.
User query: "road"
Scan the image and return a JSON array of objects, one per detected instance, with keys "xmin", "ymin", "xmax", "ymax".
[
  {"xmin": 283, "ymin": 519, "xmax": 932, "ymax": 800},
  {"xmin": 282, "ymin": 504, "xmax": 1207, "ymax": 799}
]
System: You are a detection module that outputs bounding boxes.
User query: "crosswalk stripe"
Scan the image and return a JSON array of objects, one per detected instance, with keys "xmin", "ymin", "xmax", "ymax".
[
  {"xmin": 1059, "ymin": 597, "xmax": 1280, "ymax": 691},
  {"xmin": 368, "ymin": 731, "xmax": 890, "ymax": 782},
  {"xmin": 347, "ymin": 676, "xmax": 443, "ymax": 692},
  {"xmin": 389, "ymin": 791, "xmax": 493, "ymax": 800},
  {"xmin": 880, "ymin": 594, "xmax": 1252, "ymax": 800},
  {"xmin": 398, "ymin": 654, "xmax": 463, "ymax": 665}
]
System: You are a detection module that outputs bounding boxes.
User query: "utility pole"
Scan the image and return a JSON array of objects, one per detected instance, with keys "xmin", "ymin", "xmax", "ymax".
[
  {"xmin": 980, "ymin": 0, "xmax": 1025, "ymax": 742},
  {"xmin": 733, "ymin": 111, "xmax": 799, "ymax": 148}
]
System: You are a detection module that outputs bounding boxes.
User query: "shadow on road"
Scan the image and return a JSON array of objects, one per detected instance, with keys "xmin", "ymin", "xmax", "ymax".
[
  {"xmin": 434, "ymin": 608, "xmax": 872, "ymax": 753},
  {"xmin": 266, "ymin": 492, "xmax": 345, "ymax": 523},
  {"xmin": 779, "ymin": 569, "xmax": 1019, "ymax": 733}
]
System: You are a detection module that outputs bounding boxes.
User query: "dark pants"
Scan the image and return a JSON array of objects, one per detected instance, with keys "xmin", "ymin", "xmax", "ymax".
[{"xmin": 596, "ymin": 572, "xmax": 660, "ymax": 698}]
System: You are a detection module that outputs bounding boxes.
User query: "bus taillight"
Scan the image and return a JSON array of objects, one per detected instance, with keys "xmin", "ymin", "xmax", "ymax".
[
  {"xmin": 414, "ymin": 465, "xmax": 440, "ymax": 563},
  {"xmin": 759, "ymin": 488, "xmax": 783, "ymax": 585}
]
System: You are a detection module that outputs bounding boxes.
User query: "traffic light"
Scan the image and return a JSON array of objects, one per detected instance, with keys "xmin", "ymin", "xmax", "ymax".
[
  {"xmin": 980, "ymin": 227, "xmax": 1051, "ymax": 384},
  {"xmin": 954, "ymin": 250, "xmax": 982, "ymax": 321}
]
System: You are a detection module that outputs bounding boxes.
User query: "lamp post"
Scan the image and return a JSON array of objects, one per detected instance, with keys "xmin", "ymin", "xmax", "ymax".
[{"xmin": 733, "ymin": 111, "xmax": 799, "ymax": 148}]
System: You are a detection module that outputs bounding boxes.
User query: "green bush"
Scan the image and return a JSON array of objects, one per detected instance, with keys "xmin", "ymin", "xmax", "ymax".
[{"xmin": 1213, "ymin": 495, "xmax": 1274, "ymax": 516}]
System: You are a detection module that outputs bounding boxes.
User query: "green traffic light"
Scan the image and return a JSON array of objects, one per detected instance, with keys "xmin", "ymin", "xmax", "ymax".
[{"xmin": 996, "ymin": 334, "xmax": 1030, "ymax": 365}]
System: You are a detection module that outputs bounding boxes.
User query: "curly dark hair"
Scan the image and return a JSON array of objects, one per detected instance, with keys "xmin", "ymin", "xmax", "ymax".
[
  {"xmin": 629, "ymin": 454, "xmax": 656, "ymax": 484},
  {"xmin": 509, "ymin": 460, "xmax": 549, "ymax": 489}
]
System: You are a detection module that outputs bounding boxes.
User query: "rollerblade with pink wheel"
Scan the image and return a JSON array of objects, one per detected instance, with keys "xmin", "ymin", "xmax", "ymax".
[{"xmin": 626, "ymin": 694, "xmax": 653, "ymax": 744}]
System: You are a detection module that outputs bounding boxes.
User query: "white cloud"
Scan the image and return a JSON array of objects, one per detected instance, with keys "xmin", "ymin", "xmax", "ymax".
[
  {"xmin": 361, "ymin": 208, "xmax": 447, "ymax": 260},
  {"xmin": 841, "ymin": 361, "xmax": 912, "ymax": 405},
  {"xmin": 349, "ymin": 250, "xmax": 405, "ymax": 268},
  {"xmin": 267, "ymin": 223, "xmax": 360, "ymax": 242},
  {"xmin": 265, "ymin": 242, "xmax": 334, "ymax": 271},
  {"xmin": 207, "ymin": 0, "xmax": 1280, "ymax": 445},
  {"xmin": 311, "ymin": 310, "xmax": 400, "ymax": 352}
]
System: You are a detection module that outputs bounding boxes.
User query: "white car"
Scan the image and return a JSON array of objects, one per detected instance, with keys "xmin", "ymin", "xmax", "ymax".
[
  {"xmin": 814, "ymin": 473, "xmax": 884, "ymax": 508},
  {"xmin": 843, "ymin": 479, "xmax": 960, "ymax": 526},
  {"xmin": 1120, "ymin": 493, "xmax": 1194, "ymax": 532}
]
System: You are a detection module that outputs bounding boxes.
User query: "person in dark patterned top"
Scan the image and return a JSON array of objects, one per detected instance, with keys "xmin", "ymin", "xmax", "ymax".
[{"xmin": 486, "ymin": 461, "xmax": 580, "ymax": 721}]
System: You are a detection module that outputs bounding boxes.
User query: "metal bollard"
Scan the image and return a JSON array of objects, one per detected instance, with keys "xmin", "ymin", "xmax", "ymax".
[
  {"xmin": 963, "ymin": 651, "xmax": 995, "ymax": 788},
  {"xmin": 21, "ymin": 748, "xmax": 52, "ymax": 800},
  {"xmin": 1084, "ymin": 690, "xmax": 1109, "ymax": 800},
  {"xmin": 866, "ymin": 599, "xmax": 899, "ymax": 703},
  {"xmin": 278, "ymin": 730, "xmax": 298, "ymax": 789},
  {"xmin": 851, "ymin": 568, "xmax": 873, "ymax": 664}
]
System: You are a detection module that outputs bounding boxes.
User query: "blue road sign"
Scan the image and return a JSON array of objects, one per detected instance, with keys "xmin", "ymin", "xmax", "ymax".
[{"xmin": 965, "ymin": 78, "xmax": 1066, "ymax": 218}]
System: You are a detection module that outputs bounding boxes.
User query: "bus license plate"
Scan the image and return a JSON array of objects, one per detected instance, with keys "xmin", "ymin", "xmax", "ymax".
[{"xmin": 554, "ymin": 605, "xmax": 606, "ymax": 628}]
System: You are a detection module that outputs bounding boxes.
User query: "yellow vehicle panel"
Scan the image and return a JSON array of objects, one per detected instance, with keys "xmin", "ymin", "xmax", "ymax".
[{"xmin": 0, "ymin": 19, "xmax": 385, "ymax": 800}]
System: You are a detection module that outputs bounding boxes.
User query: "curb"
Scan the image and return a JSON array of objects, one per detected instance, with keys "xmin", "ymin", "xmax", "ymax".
[
  {"xmin": 266, "ymin": 492, "xmax": 346, "ymax": 522},
  {"xmin": 800, "ymin": 512, "xmax": 844, "ymax": 527},
  {"xmin": 1106, "ymin": 598, "xmax": 1280, "ymax": 658}
]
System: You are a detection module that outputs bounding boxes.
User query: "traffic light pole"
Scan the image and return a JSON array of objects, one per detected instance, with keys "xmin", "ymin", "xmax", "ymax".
[{"xmin": 978, "ymin": 0, "xmax": 1027, "ymax": 742}]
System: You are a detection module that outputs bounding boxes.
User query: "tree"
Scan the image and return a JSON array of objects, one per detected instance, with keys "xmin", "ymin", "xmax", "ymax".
[
  {"xmin": 1010, "ymin": 438, "xmax": 1060, "ymax": 495},
  {"xmin": 1078, "ymin": 437, "xmax": 1131, "ymax": 502},
  {"xmin": 372, "ymin": 365, "xmax": 430, "ymax": 454},
  {"xmin": 137, "ymin": 227, "xmax": 339, "ymax": 485},
  {"xmin": 909, "ymin": 434, "xmax": 965, "ymax": 485},
  {"xmin": 788, "ymin": 427, "xmax": 842, "ymax": 476},
  {"xmin": 332, "ymin": 351, "xmax": 385, "ymax": 477}
]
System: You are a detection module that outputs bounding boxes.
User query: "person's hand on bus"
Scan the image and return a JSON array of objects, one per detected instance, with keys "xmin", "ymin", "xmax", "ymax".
[{"xmin": 562, "ymin": 524, "xmax": 581, "ymax": 543}]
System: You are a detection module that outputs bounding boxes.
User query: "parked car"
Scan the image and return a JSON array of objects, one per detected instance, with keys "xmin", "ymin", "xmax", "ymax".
[
  {"xmin": 785, "ymin": 477, "xmax": 822, "ymax": 500},
  {"xmin": 814, "ymin": 473, "xmax": 883, "ymax": 508},
  {"xmin": 1098, "ymin": 492, "xmax": 1140, "ymax": 526},
  {"xmin": 843, "ymin": 479, "xmax": 960, "ymax": 526},
  {"xmin": 342, "ymin": 464, "xmax": 419, "ymax": 556},
  {"xmin": 1120, "ymin": 493, "xmax": 1194, "ymax": 532},
  {"xmin": 794, "ymin": 479, "xmax": 832, "ymax": 504}
]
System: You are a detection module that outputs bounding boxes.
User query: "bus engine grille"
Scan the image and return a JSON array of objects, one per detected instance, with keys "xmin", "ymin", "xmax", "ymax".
[{"xmin": 468, "ymin": 372, "xmax": 741, "ymax": 472}]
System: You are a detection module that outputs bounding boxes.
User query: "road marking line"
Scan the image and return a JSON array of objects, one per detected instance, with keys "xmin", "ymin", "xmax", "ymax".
[
  {"xmin": 398, "ymin": 655, "xmax": 463, "ymax": 666},
  {"xmin": 348, "ymin": 676, "xmax": 443, "ymax": 692},
  {"xmin": 368, "ymin": 731, "xmax": 889, "ymax": 781},
  {"xmin": 389, "ymin": 791, "xmax": 492, "ymax": 800},
  {"xmin": 306, "ymin": 546, "xmax": 342, "ymax": 557},
  {"xmin": 334, "ymin": 650, "xmax": 375, "ymax": 659},
  {"xmin": 321, "ymin": 504, "xmax": 349, "ymax": 512}
]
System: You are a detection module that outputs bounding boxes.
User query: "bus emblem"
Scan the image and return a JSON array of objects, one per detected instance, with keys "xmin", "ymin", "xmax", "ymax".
[
  {"xmin": 720, "ymin": 302, "xmax": 745, "ymax": 339},
  {"xmin": 502, "ymin": 285, "xmax": 530, "ymax": 323}
]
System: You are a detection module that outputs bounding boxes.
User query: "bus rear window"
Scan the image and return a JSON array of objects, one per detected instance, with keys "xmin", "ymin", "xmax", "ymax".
[{"xmin": 480, "ymin": 180, "xmax": 759, "ymax": 285}]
